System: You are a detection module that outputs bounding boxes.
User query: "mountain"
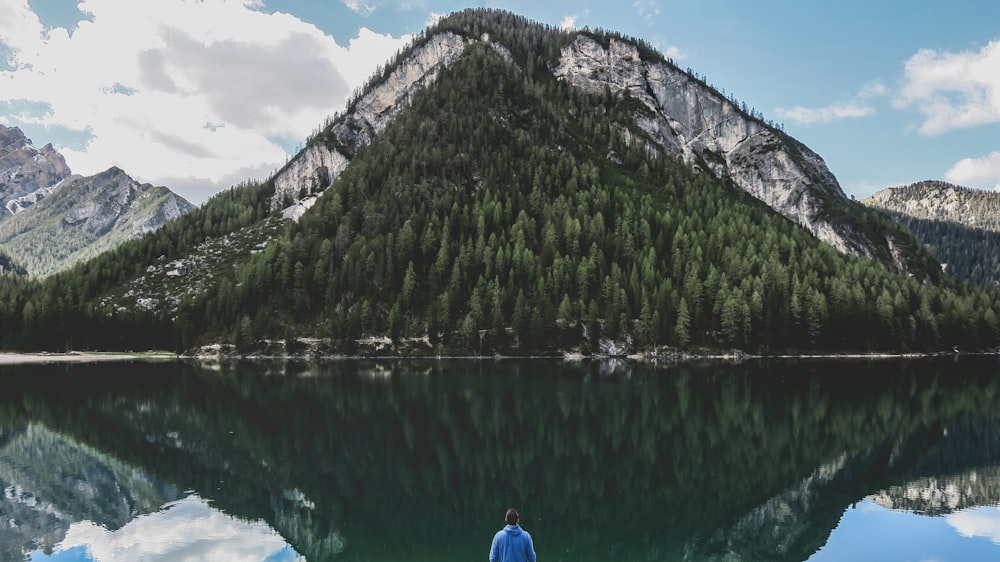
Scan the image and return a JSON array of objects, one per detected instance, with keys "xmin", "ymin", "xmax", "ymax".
[
  {"xmin": 0, "ymin": 167, "xmax": 195, "ymax": 277},
  {"xmin": 275, "ymin": 15, "xmax": 932, "ymax": 278},
  {"xmin": 0, "ymin": 125, "xmax": 73, "ymax": 216},
  {"xmin": 864, "ymin": 180, "xmax": 1000, "ymax": 231},
  {"xmin": 870, "ymin": 467, "xmax": 1000, "ymax": 516},
  {"xmin": 0, "ymin": 125, "xmax": 195, "ymax": 277},
  {"xmin": 0, "ymin": 423, "xmax": 181, "ymax": 560},
  {"xmin": 1, "ymin": 8, "xmax": 998, "ymax": 354},
  {"xmin": 863, "ymin": 181, "xmax": 1000, "ymax": 286},
  {"xmin": 697, "ymin": 411, "xmax": 1000, "ymax": 561}
]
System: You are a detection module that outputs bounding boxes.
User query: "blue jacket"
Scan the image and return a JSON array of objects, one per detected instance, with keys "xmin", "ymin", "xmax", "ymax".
[{"xmin": 490, "ymin": 524, "xmax": 536, "ymax": 562}]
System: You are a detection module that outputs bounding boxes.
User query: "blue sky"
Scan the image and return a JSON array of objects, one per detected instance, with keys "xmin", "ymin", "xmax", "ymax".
[{"xmin": 1, "ymin": 0, "xmax": 999, "ymax": 204}]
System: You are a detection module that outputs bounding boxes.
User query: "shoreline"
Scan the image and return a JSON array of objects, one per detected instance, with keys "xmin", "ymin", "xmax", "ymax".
[
  {"xmin": 0, "ymin": 349, "xmax": 991, "ymax": 366},
  {"xmin": 0, "ymin": 351, "xmax": 178, "ymax": 365}
]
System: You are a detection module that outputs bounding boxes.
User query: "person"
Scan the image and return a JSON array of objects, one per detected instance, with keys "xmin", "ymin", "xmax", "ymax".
[{"xmin": 489, "ymin": 507, "xmax": 536, "ymax": 562}]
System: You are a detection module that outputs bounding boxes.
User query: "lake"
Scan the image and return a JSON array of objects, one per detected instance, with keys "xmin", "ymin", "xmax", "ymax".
[{"xmin": 1, "ymin": 356, "xmax": 999, "ymax": 561}]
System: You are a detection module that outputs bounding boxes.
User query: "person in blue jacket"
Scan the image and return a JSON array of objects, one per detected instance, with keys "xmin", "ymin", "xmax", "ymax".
[{"xmin": 490, "ymin": 508, "xmax": 536, "ymax": 562}]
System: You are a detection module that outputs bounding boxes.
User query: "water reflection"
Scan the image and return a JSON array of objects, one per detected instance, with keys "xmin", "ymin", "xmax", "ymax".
[
  {"xmin": 0, "ymin": 357, "xmax": 997, "ymax": 560},
  {"xmin": 947, "ymin": 506, "xmax": 1000, "ymax": 544},
  {"xmin": 29, "ymin": 495, "xmax": 302, "ymax": 562},
  {"xmin": 808, "ymin": 501, "xmax": 1000, "ymax": 562}
]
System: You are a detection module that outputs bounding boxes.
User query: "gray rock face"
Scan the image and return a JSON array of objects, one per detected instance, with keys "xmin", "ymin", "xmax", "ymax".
[
  {"xmin": 863, "ymin": 180, "xmax": 1000, "ymax": 233},
  {"xmin": 551, "ymin": 36, "xmax": 864, "ymax": 257},
  {"xmin": 0, "ymin": 125, "xmax": 72, "ymax": 217},
  {"xmin": 270, "ymin": 32, "xmax": 471, "ymax": 211},
  {"xmin": 0, "ymin": 167, "xmax": 195, "ymax": 276},
  {"xmin": 272, "ymin": 144, "xmax": 349, "ymax": 211}
]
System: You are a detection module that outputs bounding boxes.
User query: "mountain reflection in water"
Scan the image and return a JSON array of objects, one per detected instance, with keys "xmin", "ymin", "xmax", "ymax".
[{"xmin": 0, "ymin": 357, "xmax": 997, "ymax": 561}]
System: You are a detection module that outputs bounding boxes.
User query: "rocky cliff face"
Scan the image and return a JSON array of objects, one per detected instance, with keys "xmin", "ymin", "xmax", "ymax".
[
  {"xmin": 270, "ymin": 32, "xmax": 471, "ymax": 210},
  {"xmin": 552, "ymin": 35, "xmax": 868, "ymax": 257},
  {"xmin": 56, "ymin": 167, "xmax": 192, "ymax": 237},
  {"xmin": 863, "ymin": 180, "xmax": 1000, "ymax": 232},
  {"xmin": 0, "ymin": 167, "xmax": 195, "ymax": 276},
  {"xmin": 0, "ymin": 125, "xmax": 72, "ymax": 216}
]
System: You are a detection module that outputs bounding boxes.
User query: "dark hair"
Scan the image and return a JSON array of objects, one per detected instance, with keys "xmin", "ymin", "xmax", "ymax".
[{"xmin": 505, "ymin": 508, "xmax": 519, "ymax": 525}]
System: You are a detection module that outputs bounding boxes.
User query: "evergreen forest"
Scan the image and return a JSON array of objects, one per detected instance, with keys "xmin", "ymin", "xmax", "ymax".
[
  {"xmin": 1, "ymin": 9, "xmax": 999, "ymax": 355},
  {"xmin": 883, "ymin": 212, "xmax": 1000, "ymax": 289}
]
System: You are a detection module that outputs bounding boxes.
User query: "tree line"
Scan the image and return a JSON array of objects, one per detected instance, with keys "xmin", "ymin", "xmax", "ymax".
[{"xmin": 0, "ymin": 11, "xmax": 999, "ymax": 354}]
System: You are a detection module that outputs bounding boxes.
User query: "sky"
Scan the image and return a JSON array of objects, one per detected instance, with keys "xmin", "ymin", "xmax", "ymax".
[{"xmin": 1, "ymin": 0, "xmax": 999, "ymax": 205}]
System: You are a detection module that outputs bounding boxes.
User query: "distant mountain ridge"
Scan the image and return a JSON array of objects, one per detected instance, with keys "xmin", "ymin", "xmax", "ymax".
[
  {"xmin": 863, "ymin": 180, "xmax": 1000, "ymax": 231},
  {"xmin": 863, "ymin": 181, "xmax": 1000, "ymax": 287},
  {"xmin": 0, "ymin": 166, "xmax": 195, "ymax": 277}
]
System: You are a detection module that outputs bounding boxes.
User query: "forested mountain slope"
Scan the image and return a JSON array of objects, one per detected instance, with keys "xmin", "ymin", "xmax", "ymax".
[
  {"xmin": 277, "ymin": 10, "xmax": 936, "ymax": 278},
  {"xmin": 863, "ymin": 181, "xmax": 1000, "ymax": 287},
  {"xmin": 0, "ymin": 9, "xmax": 997, "ymax": 354},
  {"xmin": 0, "ymin": 248, "xmax": 26, "ymax": 276}
]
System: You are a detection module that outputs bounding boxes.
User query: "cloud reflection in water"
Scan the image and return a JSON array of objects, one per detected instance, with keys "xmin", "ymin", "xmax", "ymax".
[
  {"xmin": 29, "ymin": 495, "xmax": 302, "ymax": 562},
  {"xmin": 947, "ymin": 507, "xmax": 1000, "ymax": 545}
]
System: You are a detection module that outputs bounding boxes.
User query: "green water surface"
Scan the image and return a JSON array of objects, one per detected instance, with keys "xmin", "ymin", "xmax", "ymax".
[{"xmin": 0, "ymin": 356, "xmax": 998, "ymax": 561}]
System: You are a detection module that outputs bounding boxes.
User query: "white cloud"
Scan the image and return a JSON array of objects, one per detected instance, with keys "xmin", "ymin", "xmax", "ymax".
[
  {"xmin": 774, "ymin": 102, "xmax": 875, "ymax": 125},
  {"xmin": 860, "ymin": 82, "xmax": 887, "ymax": 98},
  {"xmin": 0, "ymin": 0, "xmax": 411, "ymax": 204},
  {"xmin": 945, "ymin": 151, "xmax": 1000, "ymax": 190},
  {"xmin": 651, "ymin": 36, "xmax": 685, "ymax": 61},
  {"xmin": 342, "ymin": 0, "xmax": 376, "ymax": 16},
  {"xmin": 775, "ymin": 82, "xmax": 885, "ymax": 126},
  {"xmin": 896, "ymin": 39, "xmax": 1000, "ymax": 135},
  {"xmin": 946, "ymin": 507, "xmax": 1000, "ymax": 544},
  {"xmin": 633, "ymin": 0, "xmax": 660, "ymax": 25},
  {"xmin": 43, "ymin": 495, "xmax": 303, "ymax": 561},
  {"xmin": 559, "ymin": 15, "xmax": 577, "ymax": 31}
]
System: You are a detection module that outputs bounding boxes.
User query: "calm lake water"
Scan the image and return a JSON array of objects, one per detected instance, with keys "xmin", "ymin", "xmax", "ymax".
[{"xmin": 1, "ymin": 357, "xmax": 999, "ymax": 561}]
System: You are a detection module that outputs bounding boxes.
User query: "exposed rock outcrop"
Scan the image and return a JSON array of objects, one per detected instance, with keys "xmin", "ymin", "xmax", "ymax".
[
  {"xmin": 0, "ymin": 125, "xmax": 72, "ymax": 217},
  {"xmin": 551, "ymin": 35, "xmax": 866, "ymax": 258},
  {"xmin": 863, "ymin": 180, "xmax": 1000, "ymax": 232},
  {"xmin": 270, "ymin": 32, "xmax": 471, "ymax": 210}
]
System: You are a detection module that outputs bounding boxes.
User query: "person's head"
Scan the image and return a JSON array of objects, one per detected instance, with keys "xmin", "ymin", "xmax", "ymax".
[{"xmin": 505, "ymin": 508, "xmax": 519, "ymax": 526}]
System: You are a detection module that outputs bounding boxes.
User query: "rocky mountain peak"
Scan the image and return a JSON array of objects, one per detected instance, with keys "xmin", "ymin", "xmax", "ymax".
[
  {"xmin": 0, "ymin": 166, "xmax": 195, "ymax": 276},
  {"xmin": 0, "ymin": 125, "xmax": 72, "ymax": 216}
]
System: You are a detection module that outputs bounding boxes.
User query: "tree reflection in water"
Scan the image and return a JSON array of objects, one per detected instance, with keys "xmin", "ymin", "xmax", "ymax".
[{"xmin": 0, "ymin": 357, "xmax": 997, "ymax": 561}]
